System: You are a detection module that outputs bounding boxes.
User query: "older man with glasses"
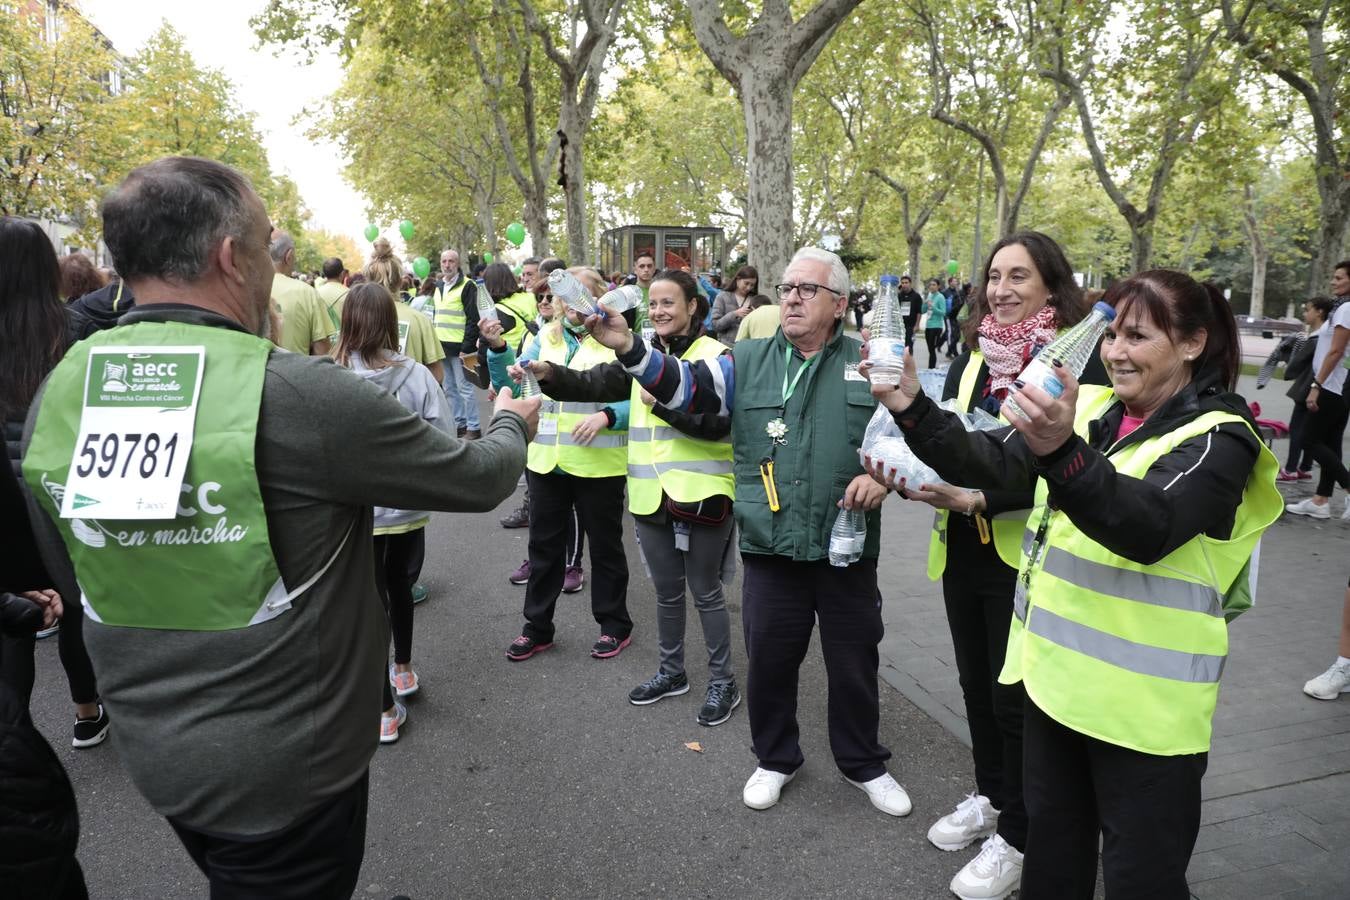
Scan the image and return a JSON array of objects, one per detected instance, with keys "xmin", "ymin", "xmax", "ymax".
[{"xmin": 584, "ymin": 246, "xmax": 910, "ymax": 818}]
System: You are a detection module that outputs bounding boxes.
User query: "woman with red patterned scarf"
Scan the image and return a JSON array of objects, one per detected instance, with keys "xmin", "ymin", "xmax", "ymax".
[{"xmin": 909, "ymin": 231, "xmax": 1108, "ymax": 900}]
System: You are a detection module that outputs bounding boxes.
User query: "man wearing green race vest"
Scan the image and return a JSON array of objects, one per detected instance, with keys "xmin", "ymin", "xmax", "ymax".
[
  {"xmin": 586, "ymin": 246, "xmax": 912, "ymax": 819},
  {"xmin": 20, "ymin": 156, "xmax": 537, "ymax": 898},
  {"xmin": 436, "ymin": 248, "xmax": 482, "ymax": 438}
]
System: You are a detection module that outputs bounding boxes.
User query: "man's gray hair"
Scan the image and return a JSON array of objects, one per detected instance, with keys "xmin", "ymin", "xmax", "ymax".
[
  {"xmin": 102, "ymin": 156, "xmax": 256, "ymax": 283},
  {"xmin": 789, "ymin": 247, "xmax": 850, "ymax": 297},
  {"xmin": 269, "ymin": 231, "xmax": 295, "ymax": 264}
]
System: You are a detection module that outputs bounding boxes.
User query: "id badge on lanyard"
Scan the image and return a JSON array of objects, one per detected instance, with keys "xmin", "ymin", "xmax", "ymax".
[{"xmin": 60, "ymin": 346, "xmax": 205, "ymax": 520}]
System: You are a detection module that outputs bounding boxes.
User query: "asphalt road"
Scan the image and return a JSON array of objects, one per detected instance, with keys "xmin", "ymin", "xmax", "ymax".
[{"xmin": 30, "ymin": 472, "xmax": 981, "ymax": 900}]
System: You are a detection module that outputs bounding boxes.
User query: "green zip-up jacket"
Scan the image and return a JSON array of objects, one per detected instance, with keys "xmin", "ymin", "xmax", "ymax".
[{"xmin": 620, "ymin": 319, "xmax": 880, "ymax": 561}]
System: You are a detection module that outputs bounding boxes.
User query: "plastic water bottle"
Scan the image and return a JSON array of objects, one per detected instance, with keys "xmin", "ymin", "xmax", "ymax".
[
  {"xmin": 517, "ymin": 365, "xmax": 542, "ymax": 399},
  {"xmin": 548, "ymin": 269, "xmax": 595, "ymax": 315},
  {"xmin": 476, "ymin": 288, "xmax": 498, "ymax": 322},
  {"xmin": 828, "ymin": 506, "xmax": 867, "ymax": 567},
  {"xmin": 1004, "ymin": 301, "xmax": 1117, "ymax": 420},
  {"xmin": 867, "ymin": 274, "xmax": 905, "ymax": 386},
  {"xmin": 597, "ymin": 284, "xmax": 644, "ymax": 314}
]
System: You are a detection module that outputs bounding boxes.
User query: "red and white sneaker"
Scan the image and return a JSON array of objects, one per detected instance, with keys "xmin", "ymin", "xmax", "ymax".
[
  {"xmin": 389, "ymin": 666, "xmax": 419, "ymax": 698},
  {"xmin": 380, "ymin": 703, "xmax": 407, "ymax": 744}
]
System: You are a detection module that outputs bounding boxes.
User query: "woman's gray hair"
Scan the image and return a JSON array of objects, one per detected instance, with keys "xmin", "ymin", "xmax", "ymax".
[
  {"xmin": 788, "ymin": 247, "xmax": 850, "ymax": 297},
  {"xmin": 102, "ymin": 156, "xmax": 257, "ymax": 284}
]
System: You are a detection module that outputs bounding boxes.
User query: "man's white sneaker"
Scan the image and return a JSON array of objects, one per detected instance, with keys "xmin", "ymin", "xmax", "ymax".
[
  {"xmin": 928, "ymin": 793, "xmax": 999, "ymax": 851},
  {"xmin": 742, "ymin": 767, "xmax": 795, "ymax": 810},
  {"xmin": 1342, "ymin": 497, "xmax": 1350, "ymax": 520},
  {"xmin": 846, "ymin": 771, "xmax": 912, "ymax": 817},
  {"xmin": 1304, "ymin": 659, "xmax": 1350, "ymax": 700},
  {"xmin": 950, "ymin": 834, "xmax": 1023, "ymax": 900},
  {"xmin": 1286, "ymin": 497, "xmax": 1330, "ymax": 519}
]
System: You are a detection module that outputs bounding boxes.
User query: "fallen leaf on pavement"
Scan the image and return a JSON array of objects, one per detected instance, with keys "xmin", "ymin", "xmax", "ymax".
[{"xmin": 684, "ymin": 741, "xmax": 704, "ymax": 753}]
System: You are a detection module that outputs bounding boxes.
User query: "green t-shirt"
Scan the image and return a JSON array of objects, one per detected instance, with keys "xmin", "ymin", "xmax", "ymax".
[
  {"xmin": 316, "ymin": 280, "xmax": 349, "ymax": 333},
  {"xmin": 271, "ymin": 273, "xmax": 331, "ymax": 354},
  {"xmin": 395, "ymin": 301, "xmax": 445, "ymax": 368}
]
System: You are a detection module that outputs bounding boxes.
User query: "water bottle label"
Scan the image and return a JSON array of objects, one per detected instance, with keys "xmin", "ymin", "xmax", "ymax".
[
  {"xmin": 868, "ymin": 338, "xmax": 904, "ymax": 359},
  {"xmin": 1043, "ymin": 374, "xmax": 1064, "ymax": 399}
]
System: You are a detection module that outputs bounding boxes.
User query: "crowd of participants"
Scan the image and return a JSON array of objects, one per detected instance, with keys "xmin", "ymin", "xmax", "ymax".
[{"xmin": 1, "ymin": 155, "xmax": 1348, "ymax": 900}]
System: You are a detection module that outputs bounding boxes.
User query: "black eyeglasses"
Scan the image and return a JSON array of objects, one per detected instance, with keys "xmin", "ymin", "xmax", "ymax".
[
  {"xmin": 538, "ymin": 293, "xmax": 554, "ymax": 301},
  {"xmin": 775, "ymin": 282, "xmax": 840, "ymax": 301}
]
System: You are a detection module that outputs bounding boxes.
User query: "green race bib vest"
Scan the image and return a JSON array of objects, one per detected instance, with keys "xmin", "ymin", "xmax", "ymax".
[
  {"xmin": 626, "ymin": 335, "xmax": 734, "ymax": 514},
  {"xmin": 23, "ymin": 321, "xmax": 315, "ymax": 631},
  {"xmin": 926, "ymin": 350, "xmax": 1033, "ymax": 578},
  {"xmin": 434, "ymin": 279, "xmax": 467, "ymax": 344},
  {"xmin": 527, "ymin": 329, "xmax": 628, "ymax": 477},
  {"xmin": 999, "ymin": 385, "xmax": 1282, "ymax": 754}
]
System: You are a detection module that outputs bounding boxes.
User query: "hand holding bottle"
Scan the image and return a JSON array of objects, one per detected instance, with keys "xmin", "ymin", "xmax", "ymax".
[
  {"xmin": 1002, "ymin": 360, "xmax": 1079, "ymax": 456},
  {"xmin": 860, "ymin": 330, "xmax": 921, "ymax": 414}
]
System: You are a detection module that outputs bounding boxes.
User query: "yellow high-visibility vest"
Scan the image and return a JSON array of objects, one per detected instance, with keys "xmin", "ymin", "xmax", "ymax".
[
  {"xmin": 1000, "ymin": 385, "xmax": 1281, "ymax": 755},
  {"xmin": 626, "ymin": 335, "xmax": 734, "ymax": 514},
  {"xmin": 527, "ymin": 329, "xmax": 628, "ymax": 478}
]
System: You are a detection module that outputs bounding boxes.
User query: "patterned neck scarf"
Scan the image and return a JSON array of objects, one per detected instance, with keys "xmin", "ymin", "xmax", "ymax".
[{"xmin": 977, "ymin": 305, "xmax": 1059, "ymax": 395}]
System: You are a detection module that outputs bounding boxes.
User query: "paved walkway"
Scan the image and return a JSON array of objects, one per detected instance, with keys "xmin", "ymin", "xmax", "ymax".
[{"xmin": 875, "ymin": 372, "xmax": 1350, "ymax": 899}]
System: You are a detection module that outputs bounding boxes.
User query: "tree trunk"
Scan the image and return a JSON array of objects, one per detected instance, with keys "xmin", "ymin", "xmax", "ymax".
[
  {"xmin": 740, "ymin": 68, "xmax": 795, "ymax": 287},
  {"xmin": 523, "ymin": 200, "xmax": 549, "ymax": 258},
  {"xmin": 907, "ymin": 233, "xmax": 922, "ymax": 287},
  {"xmin": 1308, "ymin": 191, "xmax": 1350, "ymax": 296},
  {"xmin": 971, "ymin": 156, "xmax": 984, "ymax": 276},
  {"xmin": 1129, "ymin": 219, "xmax": 1154, "ymax": 274},
  {"xmin": 559, "ymin": 105, "xmax": 589, "ymax": 264}
]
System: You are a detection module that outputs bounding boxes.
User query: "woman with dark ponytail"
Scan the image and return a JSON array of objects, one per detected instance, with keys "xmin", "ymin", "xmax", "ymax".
[{"xmin": 866, "ymin": 269, "xmax": 1282, "ymax": 898}]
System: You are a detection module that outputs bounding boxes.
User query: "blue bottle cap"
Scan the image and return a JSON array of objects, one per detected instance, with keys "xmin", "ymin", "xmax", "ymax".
[
  {"xmin": 880, "ymin": 274, "xmax": 899, "ymax": 287},
  {"xmin": 1092, "ymin": 301, "xmax": 1116, "ymax": 321}
]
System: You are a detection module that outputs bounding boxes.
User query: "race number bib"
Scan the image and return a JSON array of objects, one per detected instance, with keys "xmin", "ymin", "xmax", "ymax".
[
  {"xmin": 61, "ymin": 347, "xmax": 205, "ymax": 520},
  {"xmin": 641, "ymin": 326, "xmax": 656, "ymax": 343},
  {"xmin": 398, "ymin": 322, "xmax": 410, "ymax": 355}
]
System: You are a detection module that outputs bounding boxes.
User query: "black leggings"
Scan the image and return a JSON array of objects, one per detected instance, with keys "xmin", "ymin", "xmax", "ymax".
[
  {"xmin": 1304, "ymin": 389, "xmax": 1350, "ymax": 497},
  {"xmin": 1285, "ymin": 402, "xmax": 1314, "ymax": 472},
  {"xmin": 374, "ymin": 529, "xmax": 423, "ymax": 710},
  {"xmin": 924, "ymin": 328, "xmax": 943, "ymax": 368}
]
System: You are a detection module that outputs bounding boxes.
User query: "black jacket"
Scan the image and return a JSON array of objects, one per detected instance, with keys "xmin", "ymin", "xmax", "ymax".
[
  {"xmin": 897, "ymin": 288, "xmax": 923, "ymax": 332},
  {"xmin": 897, "ymin": 370, "xmax": 1261, "ymax": 565},
  {"xmin": 940, "ymin": 349, "xmax": 1111, "ymax": 518},
  {"xmin": 65, "ymin": 280, "xmax": 135, "ymax": 343}
]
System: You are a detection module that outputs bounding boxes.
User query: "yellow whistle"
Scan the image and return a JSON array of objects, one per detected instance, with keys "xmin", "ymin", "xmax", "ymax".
[{"xmin": 759, "ymin": 458, "xmax": 781, "ymax": 512}]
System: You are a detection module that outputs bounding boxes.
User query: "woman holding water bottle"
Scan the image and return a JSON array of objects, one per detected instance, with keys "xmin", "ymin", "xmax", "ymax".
[
  {"xmin": 904, "ymin": 232, "xmax": 1107, "ymax": 900},
  {"xmin": 865, "ymin": 268, "xmax": 1282, "ymax": 899}
]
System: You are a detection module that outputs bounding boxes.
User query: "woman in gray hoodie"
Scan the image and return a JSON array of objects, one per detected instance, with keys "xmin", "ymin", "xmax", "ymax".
[{"xmin": 334, "ymin": 282, "xmax": 455, "ymax": 744}]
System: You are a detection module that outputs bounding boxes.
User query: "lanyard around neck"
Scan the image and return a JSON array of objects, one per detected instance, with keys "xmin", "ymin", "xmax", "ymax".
[{"xmin": 781, "ymin": 345, "xmax": 816, "ymax": 406}]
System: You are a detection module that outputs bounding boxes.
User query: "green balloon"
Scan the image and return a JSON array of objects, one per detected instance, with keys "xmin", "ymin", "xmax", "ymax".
[
  {"xmin": 364, "ymin": 224, "xmax": 379, "ymax": 242},
  {"xmin": 505, "ymin": 221, "xmax": 526, "ymax": 246},
  {"xmin": 513, "ymin": 265, "xmax": 523, "ymax": 276},
  {"xmin": 946, "ymin": 258, "xmax": 959, "ymax": 276},
  {"xmin": 413, "ymin": 256, "xmax": 431, "ymax": 280},
  {"xmin": 483, "ymin": 252, "xmax": 494, "ymax": 264},
  {"xmin": 399, "ymin": 219, "xmax": 415, "ymax": 241}
]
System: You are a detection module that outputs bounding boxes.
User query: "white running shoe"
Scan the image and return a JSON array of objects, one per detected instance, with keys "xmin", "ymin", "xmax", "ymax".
[
  {"xmin": 929, "ymin": 793, "xmax": 999, "ymax": 851},
  {"xmin": 1304, "ymin": 659, "xmax": 1350, "ymax": 700},
  {"xmin": 742, "ymin": 767, "xmax": 795, "ymax": 810},
  {"xmin": 845, "ymin": 771, "xmax": 913, "ymax": 817},
  {"xmin": 950, "ymin": 834, "xmax": 1024, "ymax": 900},
  {"xmin": 1342, "ymin": 497, "xmax": 1350, "ymax": 520},
  {"xmin": 1286, "ymin": 497, "xmax": 1330, "ymax": 519}
]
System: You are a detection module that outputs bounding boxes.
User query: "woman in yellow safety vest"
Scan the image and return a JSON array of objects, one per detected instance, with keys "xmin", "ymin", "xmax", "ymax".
[
  {"xmin": 866, "ymin": 269, "xmax": 1281, "ymax": 900},
  {"xmin": 910, "ymin": 232, "xmax": 1108, "ymax": 899},
  {"xmin": 480, "ymin": 262, "xmax": 538, "ymax": 356},
  {"xmin": 484, "ymin": 279, "xmax": 589, "ymax": 594},
  {"xmin": 481, "ymin": 271, "xmax": 633, "ymax": 662},
  {"xmin": 527, "ymin": 269, "xmax": 741, "ymax": 726}
]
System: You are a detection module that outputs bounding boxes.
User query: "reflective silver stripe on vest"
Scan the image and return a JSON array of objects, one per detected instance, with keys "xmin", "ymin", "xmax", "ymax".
[
  {"xmin": 1040, "ymin": 546, "xmax": 1222, "ymax": 618},
  {"xmin": 629, "ymin": 425, "xmax": 731, "ymax": 444},
  {"xmin": 1013, "ymin": 582, "xmax": 1027, "ymax": 622},
  {"xmin": 565, "ymin": 402, "xmax": 609, "ymax": 415},
  {"xmin": 627, "ymin": 459, "xmax": 736, "ymax": 479},
  {"xmin": 558, "ymin": 433, "xmax": 627, "ymax": 449},
  {"xmin": 1027, "ymin": 607, "xmax": 1225, "ymax": 683},
  {"xmin": 1022, "ymin": 529, "xmax": 1035, "ymax": 558}
]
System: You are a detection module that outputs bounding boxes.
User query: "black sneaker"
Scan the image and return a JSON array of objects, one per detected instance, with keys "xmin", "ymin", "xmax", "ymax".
[
  {"xmin": 505, "ymin": 634, "xmax": 553, "ymax": 662},
  {"xmin": 628, "ymin": 672, "xmax": 690, "ymax": 705},
  {"xmin": 499, "ymin": 503, "xmax": 529, "ymax": 528},
  {"xmin": 698, "ymin": 681, "xmax": 742, "ymax": 726},
  {"xmin": 72, "ymin": 703, "xmax": 110, "ymax": 748}
]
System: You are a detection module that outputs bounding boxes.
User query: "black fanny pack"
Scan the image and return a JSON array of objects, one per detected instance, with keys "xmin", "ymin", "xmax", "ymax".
[{"xmin": 665, "ymin": 494, "xmax": 732, "ymax": 526}]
